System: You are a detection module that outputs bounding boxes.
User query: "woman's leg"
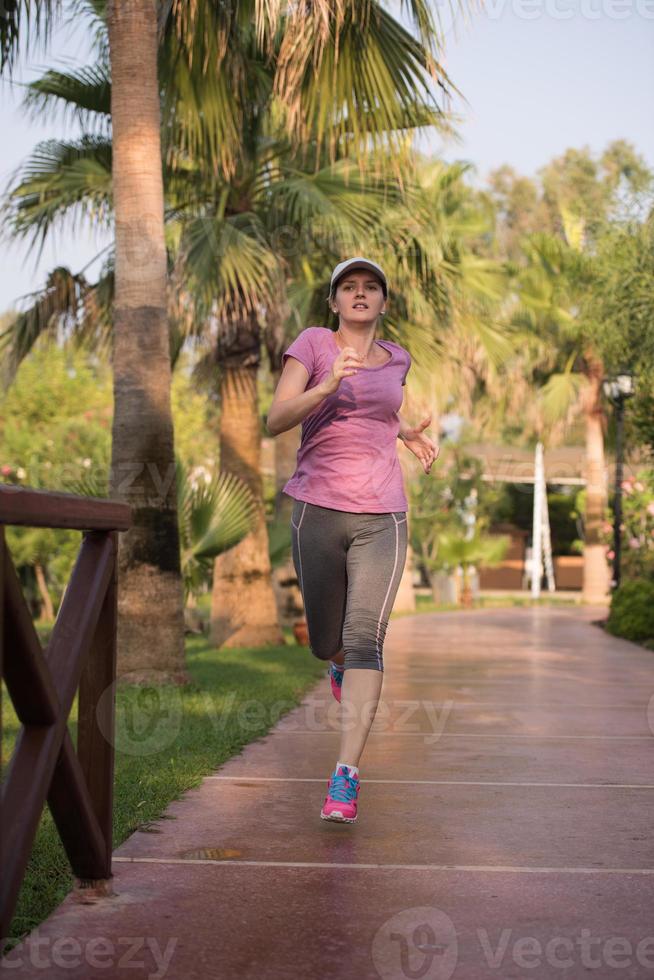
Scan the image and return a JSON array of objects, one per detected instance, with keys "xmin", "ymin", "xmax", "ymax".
[
  {"xmin": 338, "ymin": 512, "xmax": 408, "ymax": 767},
  {"xmin": 290, "ymin": 500, "xmax": 349, "ymax": 662}
]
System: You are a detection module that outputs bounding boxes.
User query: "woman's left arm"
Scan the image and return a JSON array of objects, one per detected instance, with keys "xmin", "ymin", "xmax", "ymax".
[{"xmin": 397, "ymin": 413, "xmax": 439, "ymax": 475}]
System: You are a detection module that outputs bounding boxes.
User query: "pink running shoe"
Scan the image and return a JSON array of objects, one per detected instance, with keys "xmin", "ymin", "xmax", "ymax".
[
  {"xmin": 328, "ymin": 661, "xmax": 344, "ymax": 703},
  {"xmin": 320, "ymin": 765, "xmax": 360, "ymax": 823}
]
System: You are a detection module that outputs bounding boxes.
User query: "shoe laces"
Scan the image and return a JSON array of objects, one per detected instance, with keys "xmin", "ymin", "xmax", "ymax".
[{"xmin": 328, "ymin": 767, "xmax": 358, "ymax": 802}]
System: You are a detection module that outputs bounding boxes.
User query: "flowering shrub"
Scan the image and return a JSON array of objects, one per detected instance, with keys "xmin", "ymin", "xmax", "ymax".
[{"xmin": 603, "ymin": 470, "xmax": 654, "ymax": 581}]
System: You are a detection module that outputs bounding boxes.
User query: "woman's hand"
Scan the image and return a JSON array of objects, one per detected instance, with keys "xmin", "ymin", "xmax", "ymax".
[
  {"xmin": 400, "ymin": 415, "xmax": 440, "ymax": 474},
  {"xmin": 320, "ymin": 346, "xmax": 364, "ymax": 395}
]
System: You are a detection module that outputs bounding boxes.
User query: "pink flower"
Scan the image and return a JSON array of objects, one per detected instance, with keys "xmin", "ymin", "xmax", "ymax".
[
  {"xmin": 628, "ymin": 537, "xmax": 640, "ymax": 549},
  {"xmin": 606, "ymin": 550, "xmax": 615, "ymax": 560},
  {"xmin": 634, "ymin": 481, "xmax": 644, "ymax": 492},
  {"xmin": 621, "ymin": 479, "xmax": 633, "ymax": 493},
  {"xmin": 602, "ymin": 521, "xmax": 612, "ymax": 534},
  {"xmin": 1, "ymin": 465, "xmax": 12, "ymax": 476}
]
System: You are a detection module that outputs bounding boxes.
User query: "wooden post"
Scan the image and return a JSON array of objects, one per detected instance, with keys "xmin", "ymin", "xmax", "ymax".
[{"xmin": 77, "ymin": 530, "xmax": 118, "ymax": 881}]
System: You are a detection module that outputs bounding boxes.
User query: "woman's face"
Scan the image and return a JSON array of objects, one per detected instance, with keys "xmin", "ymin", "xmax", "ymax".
[{"xmin": 332, "ymin": 270, "xmax": 386, "ymax": 321}]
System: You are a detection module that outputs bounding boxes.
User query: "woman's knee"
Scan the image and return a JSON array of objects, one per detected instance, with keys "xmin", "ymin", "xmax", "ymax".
[
  {"xmin": 342, "ymin": 618, "xmax": 388, "ymax": 670},
  {"xmin": 308, "ymin": 638, "xmax": 342, "ymax": 662}
]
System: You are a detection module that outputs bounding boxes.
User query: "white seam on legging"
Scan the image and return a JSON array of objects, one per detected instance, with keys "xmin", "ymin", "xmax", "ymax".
[
  {"xmin": 375, "ymin": 515, "xmax": 402, "ymax": 669},
  {"xmin": 291, "ymin": 502, "xmax": 308, "ymax": 602},
  {"xmin": 290, "ymin": 503, "xmax": 306, "ymax": 531}
]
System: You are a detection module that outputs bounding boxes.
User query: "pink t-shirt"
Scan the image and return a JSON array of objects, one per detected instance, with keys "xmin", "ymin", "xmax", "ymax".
[{"xmin": 280, "ymin": 326, "xmax": 411, "ymax": 513}]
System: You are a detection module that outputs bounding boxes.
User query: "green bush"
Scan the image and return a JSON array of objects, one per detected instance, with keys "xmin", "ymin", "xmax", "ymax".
[{"xmin": 605, "ymin": 579, "xmax": 654, "ymax": 646}]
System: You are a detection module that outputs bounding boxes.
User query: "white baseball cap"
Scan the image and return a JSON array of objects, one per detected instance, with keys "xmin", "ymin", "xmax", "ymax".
[{"xmin": 329, "ymin": 257, "xmax": 388, "ymax": 297}]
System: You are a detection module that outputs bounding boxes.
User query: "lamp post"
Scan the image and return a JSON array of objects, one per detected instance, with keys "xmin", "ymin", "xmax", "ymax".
[{"xmin": 602, "ymin": 372, "xmax": 635, "ymax": 590}]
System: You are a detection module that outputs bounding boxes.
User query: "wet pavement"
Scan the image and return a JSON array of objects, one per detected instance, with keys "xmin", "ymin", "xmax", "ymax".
[{"xmin": 3, "ymin": 606, "xmax": 654, "ymax": 979}]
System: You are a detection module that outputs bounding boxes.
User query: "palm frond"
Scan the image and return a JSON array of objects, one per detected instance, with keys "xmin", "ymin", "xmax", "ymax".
[
  {"xmin": 0, "ymin": 0, "xmax": 62, "ymax": 74},
  {"xmin": 0, "ymin": 266, "xmax": 85, "ymax": 388},
  {"xmin": 23, "ymin": 63, "xmax": 111, "ymax": 129},
  {"xmin": 0, "ymin": 263, "xmax": 113, "ymax": 390},
  {"xmin": 176, "ymin": 459, "xmax": 259, "ymax": 601},
  {"xmin": 539, "ymin": 366, "xmax": 584, "ymax": 425},
  {"xmin": 179, "ymin": 209, "xmax": 281, "ymax": 321},
  {"xmin": 65, "ymin": 0, "xmax": 108, "ymax": 61},
  {"xmin": 161, "ymin": 0, "xmax": 268, "ymax": 178},
  {"xmin": 265, "ymin": 157, "xmax": 402, "ymax": 243},
  {"xmin": 274, "ymin": 3, "xmax": 462, "ymax": 170},
  {"xmin": 3, "ymin": 136, "xmax": 112, "ymax": 255}
]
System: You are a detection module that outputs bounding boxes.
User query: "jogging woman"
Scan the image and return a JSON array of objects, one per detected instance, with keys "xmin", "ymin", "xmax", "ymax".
[{"xmin": 267, "ymin": 257, "xmax": 438, "ymax": 823}]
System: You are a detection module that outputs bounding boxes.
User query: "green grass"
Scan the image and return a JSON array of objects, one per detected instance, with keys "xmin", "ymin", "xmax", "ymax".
[
  {"xmin": 472, "ymin": 593, "xmax": 579, "ymax": 608},
  {"xmin": 2, "ymin": 628, "xmax": 324, "ymax": 951},
  {"xmin": 398, "ymin": 592, "xmax": 579, "ymax": 617}
]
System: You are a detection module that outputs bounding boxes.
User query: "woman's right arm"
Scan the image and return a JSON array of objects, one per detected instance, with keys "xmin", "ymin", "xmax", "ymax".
[{"xmin": 266, "ymin": 347, "xmax": 362, "ymax": 437}]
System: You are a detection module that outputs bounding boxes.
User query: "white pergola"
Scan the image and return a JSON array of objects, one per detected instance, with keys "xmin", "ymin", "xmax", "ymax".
[{"xmin": 468, "ymin": 442, "xmax": 592, "ymax": 598}]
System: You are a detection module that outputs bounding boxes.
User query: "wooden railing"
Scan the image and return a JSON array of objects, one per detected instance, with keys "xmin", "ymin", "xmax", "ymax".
[{"xmin": 0, "ymin": 485, "xmax": 132, "ymax": 947}]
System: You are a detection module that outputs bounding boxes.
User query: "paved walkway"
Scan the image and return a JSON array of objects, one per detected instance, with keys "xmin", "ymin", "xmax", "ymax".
[{"xmin": 4, "ymin": 607, "xmax": 654, "ymax": 979}]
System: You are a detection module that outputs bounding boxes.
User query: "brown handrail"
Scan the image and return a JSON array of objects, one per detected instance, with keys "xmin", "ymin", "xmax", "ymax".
[
  {"xmin": 0, "ymin": 484, "xmax": 131, "ymax": 531},
  {"xmin": 0, "ymin": 483, "xmax": 132, "ymax": 951}
]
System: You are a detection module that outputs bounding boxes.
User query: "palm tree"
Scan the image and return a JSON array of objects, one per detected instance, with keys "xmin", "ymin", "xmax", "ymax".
[
  {"xmin": 104, "ymin": 0, "xmax": 194, "ymax": 683},
  {"xmin": 438, "ymin": 527, "xmax": 510, "ymax": 608}
]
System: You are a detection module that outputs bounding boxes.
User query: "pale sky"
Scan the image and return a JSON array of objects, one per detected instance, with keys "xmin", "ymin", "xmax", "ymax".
[{"xmin": 0, "ymin": 1, "xmax": 652, "ymax": 314}]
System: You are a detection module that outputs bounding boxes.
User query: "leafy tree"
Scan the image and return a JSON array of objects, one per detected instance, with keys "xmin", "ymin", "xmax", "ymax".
[
  {"xmin": 0, "ymin": 340, "xmax": 112, "ymax": 617},
  {"xmin": 582, "ymin": 215, "xmax": 654, "ymax": 457}
]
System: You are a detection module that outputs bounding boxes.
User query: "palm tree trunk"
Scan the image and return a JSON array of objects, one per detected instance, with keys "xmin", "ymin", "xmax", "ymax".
[
  {"xmin": 210, "ymin": 313, "xmax": 284, "ymax": 648},
  {"xmin": 461, "ymin": 566, "xmax": 473, "ymax": 608},
  {"xmin": 273, "ymin": 423, "xmax": 300, "ymax": 524},
  {"xmin": 263, "ymin": 301, "xmax": 297, "ymax": 528},
  {"xmin": 34, "ymin": 562, "xmax": 54, "ymax": 623},
  {"xmin": 107, "ymin": 0, "xmax": 188, "ymax": 684},
  {"xmin": 266, "ymin": 330, "xmax": 307, "ymax": 626},
  {"xmin": 581, "ymin": 355, "xmax": 610, "ymax": 604}
]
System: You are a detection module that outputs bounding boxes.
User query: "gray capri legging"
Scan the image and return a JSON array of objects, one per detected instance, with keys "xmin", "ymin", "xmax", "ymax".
[{"xmin": 290, "ymin": 499, "xmax": 408, "ymax": 671}]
